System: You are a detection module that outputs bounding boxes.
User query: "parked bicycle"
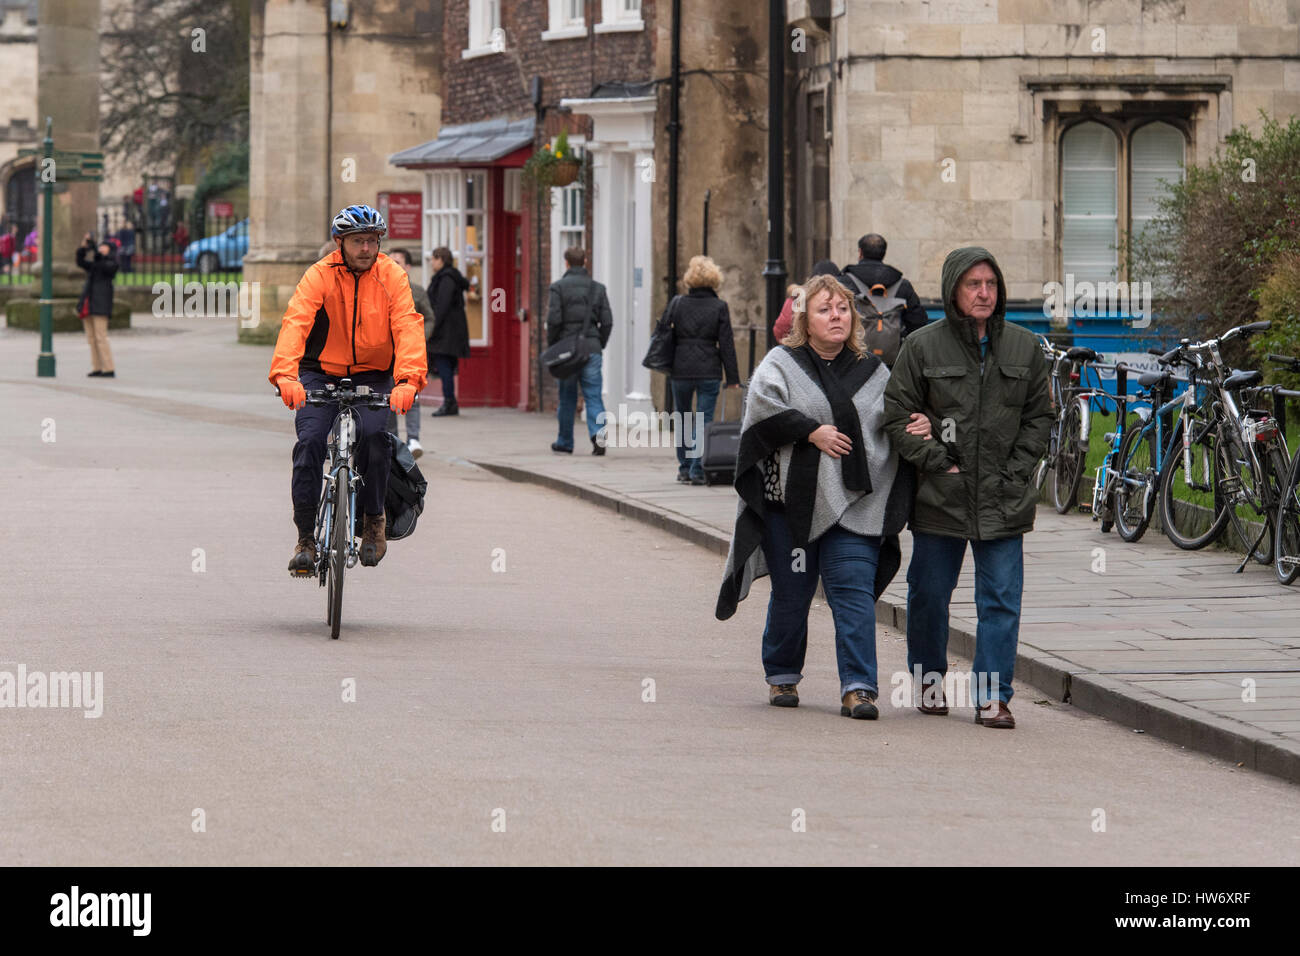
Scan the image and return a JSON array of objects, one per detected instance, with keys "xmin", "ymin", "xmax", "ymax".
[
  {"xmin": 1152, "ymin": 322, "xmax": 1288, "ymax": 570},
  {"xmin": 297, "ymin": 379, "xmax": 390, "ymax": 639},
  {"xmin": 1108, "ymin": 352, "xmax": 1183, "ymax": 543},
  {"xmin": 1032, "ymin": 336, "xmax": 1111, "ymax": 515},
  {"xmin": 1266, "ymin": 353, "xmax": 1300, "ymax": 585}
]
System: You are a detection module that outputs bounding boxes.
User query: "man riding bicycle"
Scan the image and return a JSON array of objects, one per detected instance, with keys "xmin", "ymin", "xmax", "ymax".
[{"xmin": 269, "ymin": 203, "xmax": 428, "ymax": 574}]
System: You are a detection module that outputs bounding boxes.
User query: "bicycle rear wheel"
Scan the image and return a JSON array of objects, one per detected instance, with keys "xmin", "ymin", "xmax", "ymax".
[
  {"xmin": 328, "ymin": 469, "xmax": 349, "ymax": 639},
  {"xmin": 1221, "ymin": 440, "xmax": 1278, "ymax": 565},
  {"xmin": 1051, "ymin": 401, "xmax": 1086, "ymax": 514},
  {"xmin": 1158, "ymin": 420, "xmax": 1229, "ymax": 550},
  {"xmin": 1113, "ymin": 423, "xmax": 1155, "ymax": 543},
  {"xmin": 1276, "ymin": 451, "xmax": 1300, "ymax": 586}
]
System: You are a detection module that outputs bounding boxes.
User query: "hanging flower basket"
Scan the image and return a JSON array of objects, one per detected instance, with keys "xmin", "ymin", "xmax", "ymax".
[
  {"xmin": 550, "ymin": 159, "xmax": 581, "ymax": 187},
  {"xmin": 521, "ymin": 130, "xmax": 582, "ymax": 192}
]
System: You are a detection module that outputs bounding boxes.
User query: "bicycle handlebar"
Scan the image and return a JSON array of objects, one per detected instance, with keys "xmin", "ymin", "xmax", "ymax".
[
  {"xmin": 1267, "ymin": 353, "xmax": 1300, "ymax": 369},
  {"xmin": 303, "ymin": 388, "xmax": 390, "ymax": 409}
]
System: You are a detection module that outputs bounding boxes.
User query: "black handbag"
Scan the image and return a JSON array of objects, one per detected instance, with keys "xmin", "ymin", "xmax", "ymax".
[
  {"xmin": 542, "ymin": 281, "xmax": 600, "ymax": 379},
  {"xmin": 642, "ymin": 295, "xmax": 680, "ymax": 372}
]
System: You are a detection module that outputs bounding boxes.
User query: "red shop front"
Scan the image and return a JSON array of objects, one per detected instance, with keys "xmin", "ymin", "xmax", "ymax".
[{"xmin": 390, "ymin": 118, "xmax": 537, "ymax": 409}]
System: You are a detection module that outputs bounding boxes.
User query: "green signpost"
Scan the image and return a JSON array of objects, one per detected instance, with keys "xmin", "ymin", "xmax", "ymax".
[{"xmin": 20, "ymin": 119, "xmax": 106, "ymax": 377}]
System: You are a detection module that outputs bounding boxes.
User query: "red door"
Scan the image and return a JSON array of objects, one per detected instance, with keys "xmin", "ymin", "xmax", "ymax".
[{"xmin": 457, "ymin": 171, "xmax": 522, "ymax": 406}]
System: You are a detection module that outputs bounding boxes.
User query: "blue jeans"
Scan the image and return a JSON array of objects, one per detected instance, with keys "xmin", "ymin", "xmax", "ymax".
[
  {"xmin": 555, "ymin": 351, "xmax": 605, "ymax": 450},
  {"xmin": 905, "ymin": 531, "xmax": 1023, "ymax": 707},
  {"xmin": 431, "ymin": 353, "xmax": 457, "ymax": 406},
  {"xmin": 761, "ymin": 509, "xmax": 882, "ymax": 697},
  {"xmin": 670, "ymin": 377, "xmax": 721, "ymax": 478}
]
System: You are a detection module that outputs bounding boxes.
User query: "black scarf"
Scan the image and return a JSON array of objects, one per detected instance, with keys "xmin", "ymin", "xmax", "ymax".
[{"xmin": 798, "ymin": 344, "xmax": 872, "ymax": 494}]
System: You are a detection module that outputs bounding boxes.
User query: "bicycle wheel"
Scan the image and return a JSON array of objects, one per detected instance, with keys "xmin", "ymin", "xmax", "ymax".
[
  {"xmin": 1158, "ymin": 420, "xmax": 1229, "ymax": 550},
  {"xmin": 1276, "ymin": 451, "xmax": 1300, "ymax": 586},
  {"xmin": 1113, "ymin": 423, "xmax": 1155, "ymax": 543},
  {"xmin": 1051, "ymin": 401, "xmax": 1085, "ymax": 514},
  {"xmin": 1221, "ymin": 439, "xmax": 1276, "ymax": 565},
  {"xmin": 329, "ymin": 469, "xmax": 349, "ymax": 639}
]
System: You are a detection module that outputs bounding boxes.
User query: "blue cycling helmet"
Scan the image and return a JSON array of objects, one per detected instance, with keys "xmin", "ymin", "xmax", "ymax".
[{"xmin": 331, "ymin": 203, "xmax": 387, "ymax": 239}]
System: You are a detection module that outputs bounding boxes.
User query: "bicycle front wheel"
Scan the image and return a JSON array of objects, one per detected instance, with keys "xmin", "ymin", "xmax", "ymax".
[
  {"xmin": 1113, "ymin": 423, "xmax": 1155, "ymax": 543},
  {"xmin": 1158, "ymin": 420, "xmax": 1229, "ymax": 550},
  {"xmin": 329, "ymin": 469, "xmax": 349, "ymax": 639},
  {"xmin": 1276, "ymin": 450, "xmax": 1300, "ymax": 586},
  {"xmin": 1051, "ymin": 401, "xmax": 1085, "ymax": 514}
]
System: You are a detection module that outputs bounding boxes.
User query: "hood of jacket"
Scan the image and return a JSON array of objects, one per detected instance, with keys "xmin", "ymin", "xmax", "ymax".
[{"xmin": 939, "ymin": 246, "xmax": 1007, "ymax": 350}]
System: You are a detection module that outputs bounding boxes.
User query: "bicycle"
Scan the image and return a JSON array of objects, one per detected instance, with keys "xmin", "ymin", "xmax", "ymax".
[
  {"xmin": 1153, "ymin": 321, "xmax": 1287, "ymax": 567},
  {"xmin": 1265, "ymin": 354, "xmax": 1300, "ymax": 585},
  {"xmin": 301, "ymin": 379, "xmax": 390, "ymax": 639},
  {"xmin": 1032, "ymin": 336, "xmax": 1108, "ymax": 515},
  {"xmin": 1109, "ymin": 354, "xmax": 1182, "ymax": 543}
]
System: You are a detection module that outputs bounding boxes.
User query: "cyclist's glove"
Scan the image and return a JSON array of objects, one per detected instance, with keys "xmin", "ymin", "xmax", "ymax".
[
  {"xmin": 390, "ymin": 382, "xmax": 417, "ymax": 415},
  {"xmin": 277, "ymin": 376, "xmax": 305, "ymax": 411}
]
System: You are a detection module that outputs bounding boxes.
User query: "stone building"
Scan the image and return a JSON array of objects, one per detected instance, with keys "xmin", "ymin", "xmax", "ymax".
[
  {"xmin": 241, "ymin": 0, "xmax": 441, "ymax": 342},
  {"xmin": 786, "ymin": 0, "xmax": 1300, "ymax": 349},
  {"xmin": 0, "ymin": 1, "xmax": 39, "ymax": 243}
]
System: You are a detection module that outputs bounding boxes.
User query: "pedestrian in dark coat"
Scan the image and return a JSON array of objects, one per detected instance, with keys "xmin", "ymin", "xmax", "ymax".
[
  {"xmin": 426, "ymin": 246, "xmax": 470, "ymax": 416},
  {"xmin": 841, "ymin": 233, "xmax": 930, "ymax": 338},
  {"xmin": 76, "ymin": 233, "xmax": 118, "ymax": 377},
  {"xmin": 653, "ymin": 254, "xmax": 741, "ymax": 483}
]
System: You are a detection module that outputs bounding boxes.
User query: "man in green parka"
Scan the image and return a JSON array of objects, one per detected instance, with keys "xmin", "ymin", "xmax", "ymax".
[{"xmin": 883, "ymin": 247, "xmax": 1052, "ymax": 729}]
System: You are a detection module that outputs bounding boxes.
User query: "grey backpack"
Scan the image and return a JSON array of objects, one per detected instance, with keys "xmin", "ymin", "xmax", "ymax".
[{"xmin": 842, "ymin": 272, "xmax": 906, "ymax": 366}]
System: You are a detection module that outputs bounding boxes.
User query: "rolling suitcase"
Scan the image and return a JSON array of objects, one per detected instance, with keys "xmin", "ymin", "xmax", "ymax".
[{"xmin": 699, "ymin": 386, "xmax": 746, "ymax": 486}]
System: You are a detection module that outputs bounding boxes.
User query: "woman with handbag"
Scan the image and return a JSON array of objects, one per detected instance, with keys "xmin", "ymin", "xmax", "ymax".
[
  {"xmin": 716, "ymin": 273, "xmax": 932, "ymax": 719},
  {"xmin": 76, "ymin": 233, "xmax": 118, "ymax": 378},
  {"xmin": 649, "ymin": 255, "xmax": 741, "ymax": 484}
]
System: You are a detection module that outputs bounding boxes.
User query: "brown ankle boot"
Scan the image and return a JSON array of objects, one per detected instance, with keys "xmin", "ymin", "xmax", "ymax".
[
  {"xmin": 360, "ymin": 514, "xmax": 387, "ymax": 566},
  {"xmin": 289, "ymin": 534, "xmax": 317, "ymax": 576}
]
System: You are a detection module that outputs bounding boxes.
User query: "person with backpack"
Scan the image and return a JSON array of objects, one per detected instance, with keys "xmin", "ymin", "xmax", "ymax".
[
  {"xmin": 547, "ymin": 246, "xmax": 613, "ymax": 455},
  {"xmin": 655, "ymin": 255, "xmax": 742, "ymax": 483},
  {"xmin": 773, "ymin": 260, "xmax": 843, "ymax": 343},
  {"xmin": 840, "ymin": 234, "xmax": 930, "ymax": 367},
  {"xmin": 426, "ymin": 246, "xmax": 470, "ymax": 417}
]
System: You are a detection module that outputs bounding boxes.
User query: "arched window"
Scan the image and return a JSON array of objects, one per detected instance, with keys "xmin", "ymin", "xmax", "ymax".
[
  {"xmin": 1061, "ymin": 122, "xmax": 1118, "ymax": 286},
  {"xmin": 1130, "ymin": 121, "xmax": 1185, "ymax": 241}
]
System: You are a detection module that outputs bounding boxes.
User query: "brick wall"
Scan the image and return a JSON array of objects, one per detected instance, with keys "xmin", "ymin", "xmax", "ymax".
[{"xmin": 443, "ymin": 1, "xmax": 657, "ymax": 412}]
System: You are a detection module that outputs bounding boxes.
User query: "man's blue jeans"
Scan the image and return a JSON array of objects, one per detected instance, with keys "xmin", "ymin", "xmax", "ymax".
[
  {"xmin": 905, "ymin": 531, "xmax": 1023, "ymax": 707},
  {"xmin": 761, "ymin": 509, "xmax": 882, "ymax": 697},
  {"xmin": 670, "ymin": 377, "xmax": 721, "ymax": 479},
  {"xmin": 555, "ymin": 351, "xmax": 605, "ymax": 450}
]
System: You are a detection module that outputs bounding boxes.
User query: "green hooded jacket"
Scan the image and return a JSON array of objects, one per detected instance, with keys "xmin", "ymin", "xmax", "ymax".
[{"xmin": 882, "ymin": 247, "xmax": 1052, "ymax": 540}]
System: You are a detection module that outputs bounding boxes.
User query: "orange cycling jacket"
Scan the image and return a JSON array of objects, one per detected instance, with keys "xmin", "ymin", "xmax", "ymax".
[{"xmin": 268, "ymin": 250, "xmax": 428, "ymax": 390}]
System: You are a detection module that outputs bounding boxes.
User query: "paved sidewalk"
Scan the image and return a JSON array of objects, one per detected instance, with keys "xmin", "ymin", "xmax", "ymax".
[{"xmin": 422, "ymin": 401, "xmax": 1300, "ymax": 785}]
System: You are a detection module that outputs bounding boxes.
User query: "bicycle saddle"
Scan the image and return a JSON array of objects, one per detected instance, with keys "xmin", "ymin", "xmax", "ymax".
[
  {"xmin": 1222, "ymin": 369, "xmax": 1263, "ymax": 390},
  {"xmin": 1065, "ymin": 347, "xmax": 1099, "ymax": 362},
  {"xmin": 1138, "ymin": 370, "xmax": 1172, "ymax": 389}
]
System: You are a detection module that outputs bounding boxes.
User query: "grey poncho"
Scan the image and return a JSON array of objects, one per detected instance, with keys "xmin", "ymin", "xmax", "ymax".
[{"xmin": 716, "ymin": 344, "xmax": 914, "ymax": 620}]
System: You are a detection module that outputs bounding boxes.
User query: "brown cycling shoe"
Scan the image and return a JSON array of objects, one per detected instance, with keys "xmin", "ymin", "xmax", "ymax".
[
  {"xmin": 841, "ymin": 689, "xmax": 879, "ymax": 720},
  {"xmin": 769, "ymin": 683, "xmax": 799, "ymax": 707},
  {"xmin": 360, "ymin": 514, "xmax": 387, "ymax": 566},
  {"xmin": 288, "ymin": 535, "xmax": 317, "ymax": 576},
  {"xmin": 974, "ymin": 701, "xmax": 1016, "ymax": 729}
]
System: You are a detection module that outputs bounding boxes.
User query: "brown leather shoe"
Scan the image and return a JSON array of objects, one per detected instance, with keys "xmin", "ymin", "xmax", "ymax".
[
  {"xmin": 360, "ymin": 514, "xmax": 387, "ymax": 566},
  {"xmin": 288, "ymin": 535, "xmax": 317, "ymax": 576},
  {"xmin": 841, "ymin": 689, "xmax": 879, "ymax": 720},
  {"xmin": 917, "ymin": 677, "xmax": 949, "ymax": 716},
  {"xmin": 769, "ymin": 683, "xmax": 799, "ymax": 707},
  {"xmin": 974, "ymin": 701, "xmax": 1015, "ymax": 729}
]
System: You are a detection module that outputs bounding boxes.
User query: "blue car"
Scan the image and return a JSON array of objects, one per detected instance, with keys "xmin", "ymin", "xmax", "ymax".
[{"xmin": 183, "ymin": 218, "xmax": 248, "ymax": 274}]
